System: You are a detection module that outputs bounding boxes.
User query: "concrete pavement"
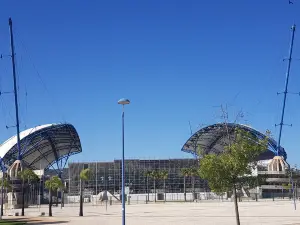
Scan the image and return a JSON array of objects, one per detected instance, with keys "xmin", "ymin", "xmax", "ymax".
[{"xmin": 3, "ymin": 200, "xmax": 300, "ymax": 225}]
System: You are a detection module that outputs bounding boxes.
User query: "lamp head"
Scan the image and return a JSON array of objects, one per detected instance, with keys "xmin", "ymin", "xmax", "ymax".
[{"xmin": 118, "ymin": 98, "xmax": 130, "ymax": 105}]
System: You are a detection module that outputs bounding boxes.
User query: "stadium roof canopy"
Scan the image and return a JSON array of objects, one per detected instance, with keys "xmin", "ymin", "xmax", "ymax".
[
  {"xmin": 0, "ymin": 123, "xmax": 82, "ymax": 172},
  {"xmin": 181, "ymin": 123, "xmax": 287, "ymax": 160}
]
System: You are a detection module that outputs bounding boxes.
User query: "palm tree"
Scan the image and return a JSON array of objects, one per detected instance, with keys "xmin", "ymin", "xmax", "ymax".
[
  {"xmin": 144, "ymin": 170, "xmax": 152, "ymax": 202},
  {"xmin": 18, "ymin": 169, "xmax": 38, "ymax": 216},
  {"xmin": 159, "ymin": 170, "xmax": 168, "ymax": 202},
  {"xmin": 45, "ymin": 176, "xmax": 63, "ymax": 217},
  {"xmin": 60, "ymin": 185, "xmax": 66, "ymax": 209},
  {"xmin": 189, "ymin": 167, "xmax": 198, "ymax": 201},
  {"xmin": 79, "ymin": 168, "xmax": 92, "ymax": 216},
  {"xmin": 0, "ymin": 174, "xmax": 11, "ymax": 216},
  {"xmin": 181, "ymin": 168, "xmax": 190, "ymax": 202},
  {"xmin": 150, "ymin": 170, "xmax": 160, "ymax": 202}
]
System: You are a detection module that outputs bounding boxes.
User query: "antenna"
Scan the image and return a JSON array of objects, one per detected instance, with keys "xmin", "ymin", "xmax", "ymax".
[
  {"xmin": 9, "ymin": 18, "xmax": 22, "ymax": 160},
  {"xmin": 188, "ymin": 121, "xmax": 193, "ymax": 135},
  {"xmin": 275, "ymin": 25, "xmax": 297, "ymax": 155}
]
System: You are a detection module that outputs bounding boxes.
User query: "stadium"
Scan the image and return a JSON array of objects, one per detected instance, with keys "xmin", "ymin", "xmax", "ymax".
[
  {"xmin": 0, "ymin": 122, "xmax": 289, "ymax": 205},
  {"xmin": 67, "ymin": 123, "xmax": 288, "ymax": 201}
]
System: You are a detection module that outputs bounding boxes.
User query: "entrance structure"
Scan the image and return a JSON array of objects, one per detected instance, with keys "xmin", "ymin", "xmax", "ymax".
[
  {"xmin": 181, "ymin": 123, "xmax": 288, "ymax": 198},
  {"xmin": 0, "ymin": 123, "xmax": 82, "ymax": 208},
  {"xmin": 0, "ymin": 123, "xmax": 81, "ymax": 171},
  {"xmin": 181, "ymin": 123, "xmax": 287, "ymax": 160}
]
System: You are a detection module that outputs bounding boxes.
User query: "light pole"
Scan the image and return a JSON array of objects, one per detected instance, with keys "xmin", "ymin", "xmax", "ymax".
[{"xmin": 118, "ymin": 98, "xmax": 130, "ymax": 225}]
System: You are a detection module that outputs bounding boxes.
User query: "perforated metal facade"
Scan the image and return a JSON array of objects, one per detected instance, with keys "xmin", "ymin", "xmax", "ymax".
[{"xmin": 68, "ymin": 159, "xmax": 208, "ymax": 195}]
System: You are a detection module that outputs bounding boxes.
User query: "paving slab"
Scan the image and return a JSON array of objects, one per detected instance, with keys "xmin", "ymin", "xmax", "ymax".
[{"xmin": 3, "ymin": 200, "xmax": 300, "ymax": 225}]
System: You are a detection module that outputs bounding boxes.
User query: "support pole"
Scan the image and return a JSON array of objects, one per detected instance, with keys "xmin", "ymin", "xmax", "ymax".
[
  {"xmin": 96, "ymin": 162, "xmax": 98, "ymax": 196},
  {"xmin": 121, "ymin": 105, "xmax": 126, "ymax": 225},
  {"xmin": 39, "ymin": 159, "xmax": 42, "ymax": 209},
  {"xmin": 8, "ymin": 18, "xmax": 22, "ymax": 160},
  {"xmin": 1, "ymin": 174, "xmax": 4, "ymax": 217},
  {"xmin": 277, "ymin": 25, "xmax": 296, "ymax": 155}
]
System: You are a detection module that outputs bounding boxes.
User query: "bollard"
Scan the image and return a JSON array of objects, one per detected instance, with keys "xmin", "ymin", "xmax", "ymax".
[
  {"xmin": 146, "ymin": 195, "xmax": 148, "ymax": 204},
  {"xmin": 109, "ymin": 196, "xmax": 112, "ymax": 205}
]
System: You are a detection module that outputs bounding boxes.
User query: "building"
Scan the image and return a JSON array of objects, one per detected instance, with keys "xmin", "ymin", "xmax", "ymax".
[
  {"xmin": 67, "ymin": 123, "xmax": 287, "ymax": 199},
  {"xmin": 68, "ymin": 158, "xmax": 206, "ymax": 196}
]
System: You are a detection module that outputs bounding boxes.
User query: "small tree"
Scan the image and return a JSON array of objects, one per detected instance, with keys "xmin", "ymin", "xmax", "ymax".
[
  {"xmin": 159, "ymin": 170, "xmax": 168, "ymax": 202},
  {"xmin": 79, "ymin": 168, "xmax": 92, "ymax": 216},
  {"xmin": 60, "ymin": 185, "xmax": 66, "ymax": 209},
  {"xmin": 144, "ymin": 170, "xmax": 152, "ymax": 202},
  {"xmin": 181, "ymin": 167, "xmax": 198, "ymax": 202},
  {"xmin": 189, "ymin": 167, "xmax": 198, "ymax": 201},
  {"xmin": 0, "ymin": 174, "xmax": 11, "ymax": 216},
  {"xmin": 18, "ymin": 169, "xmax": 39, "ymax": 216},
  {"xmin": 180, "ymin": 168, "xmax": 189, "ymax": 202},
  {"xmin": 199, "ymin": 128, "xmax": 269, "ymax": 225},
  {"xmin": 150, "ymin": 170, "xmax": 160, "ymax": 202},
  {"xmin": 45, "ymin": 176, "xmax": 63, "ymax": 217}
]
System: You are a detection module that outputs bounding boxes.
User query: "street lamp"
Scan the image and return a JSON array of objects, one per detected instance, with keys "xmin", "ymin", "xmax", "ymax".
[{"xmin": 118, "ymin": 98, "xmax": 130, "ymax": 225}]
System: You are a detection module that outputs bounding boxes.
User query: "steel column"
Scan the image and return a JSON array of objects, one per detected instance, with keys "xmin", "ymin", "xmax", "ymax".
[
  {"xmin": 121, "ymin": 105, "xmax": 126, "ymax": 225},
  {"xmin": 277, "ymin": 25, "xmax": 296, "ymax": 155}
]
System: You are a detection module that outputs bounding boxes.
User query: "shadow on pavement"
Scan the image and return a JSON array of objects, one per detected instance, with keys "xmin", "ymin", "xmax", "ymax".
[{"xmin": 3, "ymin": 217, "xmax": 69, "ymax": 224}]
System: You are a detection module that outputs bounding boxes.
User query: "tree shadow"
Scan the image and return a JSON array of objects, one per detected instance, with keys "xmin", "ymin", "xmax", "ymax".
[{"xmin": 2, "ymin": 217, "xmax": 69, "ymax": 224}]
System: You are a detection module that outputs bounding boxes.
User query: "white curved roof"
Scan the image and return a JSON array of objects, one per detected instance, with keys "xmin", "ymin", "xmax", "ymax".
[
  {"xmin": 182, "ymin": 123, "xmax": 287, "ymax": 160},
  {"xmin": 0, "ymin": 124, "xmax": 53, "ymax": 158},
  {"xmin": 0, "ymin": 123, "xmax": 82, "ymax": 171}
]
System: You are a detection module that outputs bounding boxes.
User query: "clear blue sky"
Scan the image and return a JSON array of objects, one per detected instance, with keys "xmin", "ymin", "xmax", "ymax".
[{"xmin": 0, "ymin": 1, "xmax": 299, "ymax": 165}]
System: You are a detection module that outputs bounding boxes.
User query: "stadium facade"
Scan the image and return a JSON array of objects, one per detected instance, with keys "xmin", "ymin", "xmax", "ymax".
[
  {"xmin": 68, "ymin": 158, "xmax": 207, "ymax": 195},
  {"xmin": 67, "ymin": 123, "xmax": 287, "ymax": 198},
  {"xmin": 0, "ymin": 122, "xmax": 290, "ymax": 203}
]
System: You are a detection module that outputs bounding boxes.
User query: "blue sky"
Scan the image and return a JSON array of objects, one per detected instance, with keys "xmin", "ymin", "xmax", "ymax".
[{"xmin": 0, "ymin": 1, "xmax": 299, "ymax": 165}]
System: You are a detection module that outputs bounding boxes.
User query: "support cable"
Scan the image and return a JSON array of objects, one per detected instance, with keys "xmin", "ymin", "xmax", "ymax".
[
  {"xmin": 15, "ymin": 31, "xmax": 66, "ymax": 123},
  {"xmin": 0, "ymin": 56, "xmax": 15, "ymax": 126}
]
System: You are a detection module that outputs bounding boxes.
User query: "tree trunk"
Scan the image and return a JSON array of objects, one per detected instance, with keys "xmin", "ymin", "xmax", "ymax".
[
  {"xmin": 39, "ymin": 178, "xmax": 42, "ymax": 205},
  {"xmin": 56, "ymin": 189, "xmax": 58, "ymax": 207},
  {"xmin": 49, "ymin": 190, "xmax": 52, "ymax": 217},
  {"xmin": 183, "ymin": 176, "xmax": 186, "ymax": 202},
  {"xmin": 192, "ymin": 176, "xmax": 195, "ymax": 201},
  {"xmin": 147, "ymin": 177, "xmax": 149, "ymax": 202},
  {"xmin": 61, "ymin": 190, "xmax": 64, "ymax": 208},
  {"xmin": 79, "ymin": 179, "xmax": 83, "ymax": 216},
  {"xmin": 21, "ymin": 180, "xmax": 25, "ymax": 216},
  {"xmin": 164, "ymin": 179, "xmax": 166, "ymax": 203},
  {"xmin": 154, "ymin": 180, "xmax": 156, "ymax": 203},
  {"xmin": 233, "ymin": 185, "xmax": 240, "ymax": 225},
  {"xmin": 1, "ymin": 176, "xmax": 4, "ymax": 217},
  {"xmin": 5, "ymin": 187, "xmax": 7, "ymax": 212}
]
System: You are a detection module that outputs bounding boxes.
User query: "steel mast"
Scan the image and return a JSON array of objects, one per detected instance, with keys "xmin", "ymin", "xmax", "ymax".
[
  {"xmin": 9, "ymin": 18, "xmax": 22, "ymax": 160},
  {"xmin": 276, "ymin": 25, "xmax": 296, "ymax": 155}
]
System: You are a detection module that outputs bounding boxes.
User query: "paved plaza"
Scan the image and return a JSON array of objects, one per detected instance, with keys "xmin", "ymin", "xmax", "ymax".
[{"xmin": 2, "ymin": 200, "xmax": 300, "ymax": 225}]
